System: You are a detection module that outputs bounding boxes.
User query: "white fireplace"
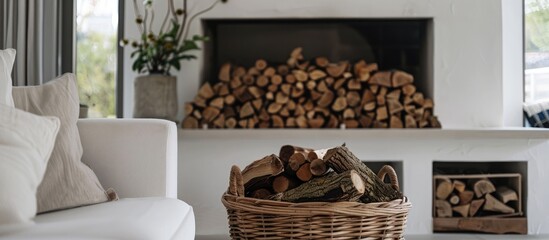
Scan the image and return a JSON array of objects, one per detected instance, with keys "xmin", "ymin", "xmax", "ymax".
[{"xmin": 121, "ymin": 0, "xmax": 538, "ymax": 237}]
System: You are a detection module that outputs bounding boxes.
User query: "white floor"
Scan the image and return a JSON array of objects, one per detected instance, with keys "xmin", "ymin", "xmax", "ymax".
[{"xmin": 196, "ymin": 234, "xmax": 549, "ymax": 240}]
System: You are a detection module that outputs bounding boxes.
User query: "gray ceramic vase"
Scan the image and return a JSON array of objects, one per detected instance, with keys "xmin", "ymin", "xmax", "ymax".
[{"xmin": 133, "ymin": 74, "xmax": 178, "ymax": 121}]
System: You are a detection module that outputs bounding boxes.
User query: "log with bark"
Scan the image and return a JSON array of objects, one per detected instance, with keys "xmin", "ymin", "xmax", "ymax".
[
  {"xmin": 269, "ymin": 170, "xmax": 365, "ymax": 202},
  {"xmin": 323, "ymin": 145, "xmax": 403, "ymax": 203}
]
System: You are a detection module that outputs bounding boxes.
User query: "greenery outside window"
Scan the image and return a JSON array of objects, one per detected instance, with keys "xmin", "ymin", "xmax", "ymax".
[{"xmin": 76, "ymin": 0, "xmax": 118, "ymax": 117}]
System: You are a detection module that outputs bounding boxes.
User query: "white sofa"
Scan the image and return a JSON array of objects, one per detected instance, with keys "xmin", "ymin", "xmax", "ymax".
[{"xmin": 1, "ymin": 119, "xmax": 195, "ymax": 240}]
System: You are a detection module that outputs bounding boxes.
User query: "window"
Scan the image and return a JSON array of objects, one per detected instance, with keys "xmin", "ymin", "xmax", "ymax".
[
  {"xmin": 76, "ymin": 0, "xmax": 119, "ymax": 117},
  {"xmin": 525, "ymin": 0, "xmax": 549, "ymax": 103}
]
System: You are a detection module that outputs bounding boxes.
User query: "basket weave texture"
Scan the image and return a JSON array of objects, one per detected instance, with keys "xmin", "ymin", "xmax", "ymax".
[{"xmin": 222, "ymin": 193, "xmax": 411, "ymax": 239}]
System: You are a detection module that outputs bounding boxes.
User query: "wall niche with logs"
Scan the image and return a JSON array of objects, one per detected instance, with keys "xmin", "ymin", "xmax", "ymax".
[
  {"xmin": 181, "ymin": 47, "xmax": 441, "ymax": 129},
  {"xmin": 432, "ymin": 161, "xmax": 527, "ymax": 235}
]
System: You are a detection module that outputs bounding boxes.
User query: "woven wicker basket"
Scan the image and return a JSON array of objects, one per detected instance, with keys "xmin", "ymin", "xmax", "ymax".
[{"xmin": 222, "ymin": 165, "xmax": 412, "ymax": 240}]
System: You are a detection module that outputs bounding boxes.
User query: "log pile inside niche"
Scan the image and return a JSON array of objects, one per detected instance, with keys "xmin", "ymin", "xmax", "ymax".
[{"xmin": 182, "ymin": 47, "xmax": 441, "ymax": 129}]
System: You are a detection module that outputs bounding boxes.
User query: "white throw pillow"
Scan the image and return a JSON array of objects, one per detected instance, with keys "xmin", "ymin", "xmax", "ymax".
[
  {"xmin": 0, "ymin": 48, "xmax": 16, "ymax": 107},
  {"xmin": 0, "ymin": 104, "xmax": 60, "ymax": 227},
  {"xmin": 12, "ymin": 73, "xmax": 109, "ymax": 213}
]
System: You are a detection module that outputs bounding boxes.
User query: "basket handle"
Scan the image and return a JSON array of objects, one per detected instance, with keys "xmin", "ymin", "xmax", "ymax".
[
  {"xmin": 377, "ymin": 165, "xmax": 399, "ymax": 191},
  {"xmin": 228, "ymin": 165, "xmax": 245, "ymax": 197}
]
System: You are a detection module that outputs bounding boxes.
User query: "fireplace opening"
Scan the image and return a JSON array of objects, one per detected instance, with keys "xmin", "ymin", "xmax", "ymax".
[
  {"xmin": 182, "ymin": 18, "xmax": 438, "ymax": 129},
  {"xmin": 202, "ymin": 18, "xmax": 433, "ymax": 99},
  {"xmin": 432, "ymin": 161, "xmax": 527, "ymax": 234}
]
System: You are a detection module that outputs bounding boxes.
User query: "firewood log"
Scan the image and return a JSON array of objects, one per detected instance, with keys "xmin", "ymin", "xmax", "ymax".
[
  {"xmin": 324, "ymin": 145, "xmax": 403, "ymax": 203},
  {"xmin": 453, "ymin": 204, "xmax": 470, "ymax": 217},
  {"xmin": 326, "ymin": 63, "xmax": 347, "ymax": 78},
  {"xmin": 272, "ymin": 175, "xmax": 298, "ymax": 193},
  {"xmin": 198, "ymin": 82, "xmax": 215, "ymax": 99},
  {"xmin": 424, "ymin": 98, "xmax": 434, "ymax": 109},
  {"xmin": 285, "ymin": 74, "xmax": 296, "ymax": 84},
  {"xmin": 309, "ymin": 158, "xmax": 327, "ymax": 176},
  {"xmin": 233, "ymin": 66, "xmax": 246, "ymax": 78},
  {"xmin": 269, "ymin": 170, "xmax": 365, "ymax": 203},
  {"xmin": 473, "ymin": 179, "xmax": 496, "ymax": 198},
  {"xmin": 192, "ymin": 110, "xmax": 202, "ymax": 120},
  {"xmin": 436, "ymin": 178, "xmax": 453, "ymax": 200},
  {"xmin": 449, "ymin": 194, "xmax": 460, "ymax": 205},
  {"xmin": 182, "ymin": 116, "xmax": 199, "ymax": 128},
  {"xmin": 347, "ymin": 79, "xmax": 361, "ymax": 90},
  {"xmin": 386, "ymin": 89, "xmax": 401, "ymax": 100},
  {"xmin": 402, "ymin": 84, "xmax": 416, "ymax": 96},
  {"xmin": 387, "ymin": 99, "xmax": 404, "ymax": 115},
  {"xmin": 315, "ymin": 57, "xmax": 329, "ymax": 68},
  {"xmin": 308, "ymin": 118, "xmax": 324, "ymax": 128},
  {"xmin": 391, "ymin": 70, "xmax": 414, "ymax": 87},
  {"xmin": 344, "ymin": 119, "xmax": 359, "ymax": 128},
  {"xmin": 458, "ymin": 190, "xmax": 474, "ymax": 205},
  {"xmin": 277, "ymin": 65, "xmax": 289, "ymax": 75},
  {"xmin": 247, "ymin": 67, "xmax": 260, "ymax": 76},
  {"xmin": 272, "ymin": 115, "xmax": 284, "ymax": 128},
  {"xmin": 346, "ymin": 91, "xmax": 361, "ymax": 107},
  {"xmin": 218, "ymin": 63, "xmax": 231, "ymax": 82},
  {"xmin": 202, "ymin": 107, "xmax": 220, "ymax": 122},
  {"xmin": 210, "ymin": 97, "xmax": 224, "ymax": 109},
  {"xmin": 496, "ymin": 186, "xmax": 518, "ymax": 203},
  {"xmin": 247, "ymin": 86, "xmax": 263, "ymax": 99},
  {"xmin": 343, "ymin": 108, "xmax": 355, "ymax": 119},
  {"xmin": 242, "ymin": 75, "xmax": 255, "ymax": 85},
  {"xmin": 359, "ymin": 115, "xmax": 373, "ymax": 128},
  {"xmin": 239, "ymin": 102, "xmax": 255, "ymax": 118},
  {"xmin": 230, "ymin": 76, "xmax": 242, "ymax": 89},
  {"xmin": 306, "ymin": 80, "xmax": 317, "ymax": 90},
  {"xmin": 405, "ymin": 114, "xmax": 417, "ymax": 128},
  {"xmin": 484, "ymin": 193, "xmax": 515, "ymax": 213},
  {"xmin": 267, "ymin": 103, "xmax": 283, "ymax": 114},
  {"xmin": 363, "ymin": 102, "xmax": 376, "ymax": 112},
  {"xmin": 289, "ymin": 152, "xmax": 307, "ymax": 171},
  {"xmin": 213, "ymin": 114, "xmax": 225, "ymax": 128},
  {"xmin": 225, "ymin": 117, "xmax": 237, "ymax": 128},
  {"xmin": 296, "ymin": 162, "xmax": 313, "ymax": 181},
  {"xmin": 376, "ymin": 107, "xmax": 388, "ymax": 121},
  {"xmin": 241, "ymin": 154, "xmax": 284, "ymax": 194},
  {"xmin": 271, "ymin": 75, "xmax": 283, "ymax": 85},
  {"xmin": 252, "ymin": 99, "xmax": 263, "ymax": 111},
  {"xmin": 264, "ymin": 67, "xmax": 276, "ymax": 77},
  {"xmin": 369, "ymin": 71, "xmax": 392, "ymax": 87},
  {"xmin": 332, "ymin": 97, "xmax": 348, "ymax": 112},
  {"xmin": 286, "ymin": 117, "xmax": 296, "ymax": 128},
  {"xmin": 256, "ymin": 75, "xmax": 269, "ymax": 87},
  {"xmin": 309, "ymin": 69, "xmax": 327, "ymax": 80},
  {"xmin": 293, "ymin": 70, "xmax": 308, "ymax": 82},
  {"xmin": 255, "ymin": 59, "xmax": 267, "ymax": 70},
  {"xmin": 435, "ymin": 200, "xmax": 452, "ymax": 217},
  {"xmin": 469, "ymin": 199, "xmax": 485, "ymax": 217},
  {"xmin": 412, "ymin": 92, "xmax": 425, "ymax": 105},
  {"xmin": 279, "ymin": 145, "xmax": 313, "ymax": 164},
  {"xmin": 453, "ymin": 180, "xmax": 466, "ymax": 193},
  {"xmin": 390, "ymin": 116, "xmax": 403, "ymax": 128}
]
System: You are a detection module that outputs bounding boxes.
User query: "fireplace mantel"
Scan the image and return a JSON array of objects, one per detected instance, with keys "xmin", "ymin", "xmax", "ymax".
[{"xmin": 179, "ymin": 128, "xmax": 549, "ymax": 140}]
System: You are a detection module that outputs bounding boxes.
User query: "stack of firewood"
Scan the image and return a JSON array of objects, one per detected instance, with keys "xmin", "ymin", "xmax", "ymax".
[
  {"xmin": 182, "ymin": 47, "xmax": 441, "ymax": 129},
  {"xmin": 434, "ymin": 178, "xmax": 519, "ymax": 218},
  {"xmin": 229, "ymin": 144, "xmax": 403, "ymax": 203}
]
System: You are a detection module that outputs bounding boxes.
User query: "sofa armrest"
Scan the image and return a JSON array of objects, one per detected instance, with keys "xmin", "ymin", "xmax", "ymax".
[{"xmin": 77, "ymin": 119, "xmax": 177, "ymax": 199}]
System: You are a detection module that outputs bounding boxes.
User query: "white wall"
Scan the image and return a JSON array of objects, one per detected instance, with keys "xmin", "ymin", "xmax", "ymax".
[{"xmin": 123, "ymin": 0, "xmax": 524, "ymax": 128}]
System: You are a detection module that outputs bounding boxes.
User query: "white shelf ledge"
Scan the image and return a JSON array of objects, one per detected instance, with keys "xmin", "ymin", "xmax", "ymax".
[{"xmin": 179, "ymin": 127, "xmax": 549, "ymax": 140}]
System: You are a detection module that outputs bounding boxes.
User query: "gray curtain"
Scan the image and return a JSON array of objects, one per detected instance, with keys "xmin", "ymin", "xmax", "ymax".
[{"xmin": 0, "ymin": 0, "xmax": 71, "ymax": 86}]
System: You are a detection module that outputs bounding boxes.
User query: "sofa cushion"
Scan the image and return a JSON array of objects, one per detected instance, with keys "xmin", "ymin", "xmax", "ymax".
[
  {"xmin": 12, "ymin": 73, "xmax": 109, "ymax": 213},
  {"xmin": 0, "ymin": 48, "xmax": 15, "ymax": 106},
  {"xmin": 2, "ymin": 197, "xmax": 195, "ymax": 240},
  {"xmin": 0, "ymin": 104, "xmax": 59, "ymax": 228}
]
